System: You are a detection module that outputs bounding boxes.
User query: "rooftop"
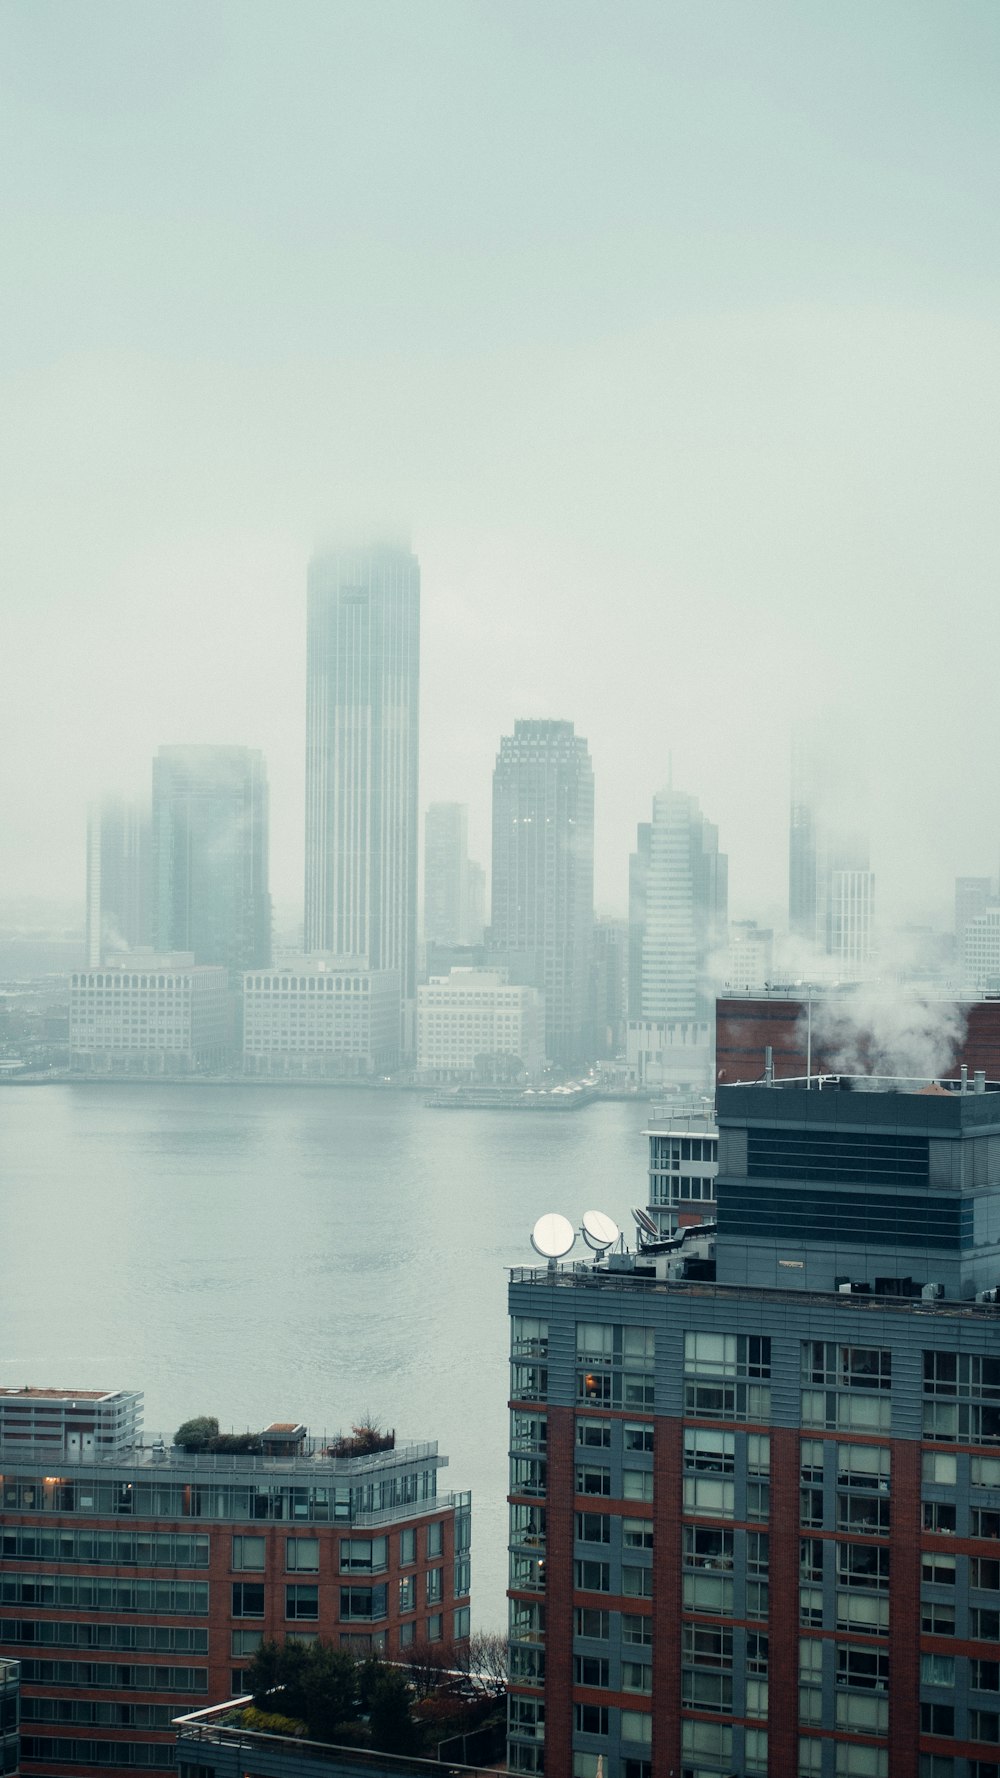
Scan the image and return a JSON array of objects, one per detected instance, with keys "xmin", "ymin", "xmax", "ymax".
[
  {"xmin": 508, "ymin": 1260, "xmax": 1000, "ymax": 1318},
  {"xmin": 0, "ymin": 1387, "xmax": 109, "ymax": 1401}
]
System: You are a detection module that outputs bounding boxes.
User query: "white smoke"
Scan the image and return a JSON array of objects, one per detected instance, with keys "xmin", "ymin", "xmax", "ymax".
[{"xmin": 802, "ymin": 983, "xmax": 966, "ymax": 1082}]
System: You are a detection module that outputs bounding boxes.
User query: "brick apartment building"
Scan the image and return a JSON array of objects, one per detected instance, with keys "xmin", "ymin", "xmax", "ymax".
[
  {"xmin": 508, "ymin": 1074, "xmax": 1000, "ymax": 1778},
  {"xmin": 0, "ymin": 1389, "xmax": 470, "ymax": 1776}
]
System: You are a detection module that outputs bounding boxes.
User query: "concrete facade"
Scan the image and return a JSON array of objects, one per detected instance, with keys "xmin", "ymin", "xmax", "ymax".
[
  {"xmin": 69, "ymin": 960, "xmax": 230, "ymax": 1074},
  {"xmin": 416, "ymin": 968, "xmax": 545, "ymax": 1082},
  {"xmin": 243, "ymin": 960, "xmax": 401, "ymax": 1076}
]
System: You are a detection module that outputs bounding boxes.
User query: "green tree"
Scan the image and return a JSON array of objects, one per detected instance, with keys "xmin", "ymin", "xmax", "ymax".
[
  {"xmin": 173, "ymin": 1415, "xmax": 219, "ymax": 1451},
  {"xmin": 366, "ymin": 1666, "xmax": 422, "ymax": 1756}
]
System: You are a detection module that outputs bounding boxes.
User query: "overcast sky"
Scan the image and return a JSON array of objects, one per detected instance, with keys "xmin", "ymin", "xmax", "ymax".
[{"xmin": 2, "ymin": 0, "xmax": 998, "ymax": 929}]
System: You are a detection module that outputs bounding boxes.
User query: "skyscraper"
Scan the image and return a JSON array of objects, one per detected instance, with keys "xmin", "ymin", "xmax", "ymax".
[
  {"xmin": 630, "ymin": 786, "xmax": 728, "ymax": 1024},
  {"xmin": 305, "ymin": 543, "xmax": 420, "ymax": 1006},
  {"xmin": 152, "ymin": 746, "xmax": 271, "ymax": 974},
  {"xmin": 85, "ymin": 797, "xmax": 152, "ymax": 966},
  {"xmin": 491, "ymin": 719, "xmax": 594, "ymax": 1067},
  {"xmin": 788, "ymin": 733, "xmax": 873, "ymax": 965},
  {"xmin": 424, "ymin": 802, "xmax": 469, "ymax": 948}
]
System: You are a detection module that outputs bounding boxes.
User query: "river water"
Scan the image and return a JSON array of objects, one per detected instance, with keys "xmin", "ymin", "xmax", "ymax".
[{"xmin": 0, "ymin": 1085, "xmax": 648, "ymax": 1626}]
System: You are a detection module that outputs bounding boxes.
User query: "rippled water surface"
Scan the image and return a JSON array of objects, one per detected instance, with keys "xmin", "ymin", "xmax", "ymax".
[{"xmin": 0, "ymin": 1084, "xmax": 647, "ymax": 1623}]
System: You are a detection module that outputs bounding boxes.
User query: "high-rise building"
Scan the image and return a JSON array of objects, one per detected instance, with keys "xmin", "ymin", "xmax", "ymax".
[
  {"xmin": 0, "ymin": 1386, "xmax": 470, "ymax": 1778},
  {"xmin": 490, "ymin": 720, "xmax": 594, "ymax": 1067},
  {"xmin": 424, "ymin": 803, "xmax": 469, "ymax": 948},
  {"xmin": 626, "ymin": 788, "xmax": 727, "ymax": 1090},
  {"xmin": 152, "ymin": 747, "xmax": 271, "ymax": 975},
  {"xmin": 464, "ymin": 859, "xmax": 487, "ymax": 948},
  {"xmin": 85, "ymin": 798, "xmax": 152, "ymax": 967},
  {"xmin": 592, "ymin": 916, "xmax": 628, "ymax": 1059},
  {"xmin": 507, "ymin": 1072, "xmax": 1000, "ymax": 1778},
  {"xmin": 788, "ymin": 735, "xmax": 872, "ymax": 966},
  {"xmin": 305, "ymin": 543, "xmax": 420, "ymax": 1013},
  {"xmin": 630, "ymin": 788, "xmax": 728, "ymax": 1026},
  {"xmin": 963, "ymin": 908, "xmax": 1000, "ymax": 995}
]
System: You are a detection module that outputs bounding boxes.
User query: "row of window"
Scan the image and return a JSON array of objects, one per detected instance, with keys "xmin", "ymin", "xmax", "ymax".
[
  {"xmin": 22, "ymin": 1699, "xmax": 178, "ymax": 1726},
  {"xmin": 20, "ymin": 1739, "xmax": 173, "ymax": 1767},
  {"xmin": 0, "ymin": 1472, "xmax": 440, "ymax": 1520},
  {"xmin": 0, "ymin": 1577, "xmax": 207, "ymax": 1614},
  {"xmin": 0, "ymin": 1529, "xmax": 209, "ymax": 1567},
  {"xmin": 0, "ymin": 1619, "xmax": 206, "ymax": 1652},
  {"xmin": 17, "ymin": 1659, "xmax": 207, "ymax": 1692}
]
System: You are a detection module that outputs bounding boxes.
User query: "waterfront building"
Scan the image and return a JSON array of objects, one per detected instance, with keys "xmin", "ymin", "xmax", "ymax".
[
  {"xmin": 0, "ymin": 1387, "xmax": 470, "ymax": 1778},
  {"xmin": 424, "ymin": 804, "xmax": 469, "ymax": 949},
  {"xmin": 490, "ymin": 720, "xmax": 594, "ymax": 1068},
  {"xmin": 85, "ymin": 798, "xmax": 152, "ymax": 968},
  {"xmin": 242, "ymin": 959, "xmax": 401, "ymax": 1077},
  {"xmin": 69, "ymin": 958, "xmax": 230, "ymax": 1074},
  {"xmin": 416, "ymin": 968, "xmax": 545, "ymax": 1083},
  {"xmin": 305, "ymin": 543, "xmax": 420, "ymax": 1015},
  {"xmin": 152, "ymin": 747, "xmax": 271, "ymax": 975},
  {"xmin": 507, "ymin": 1073, "xmax": 1000, "ymax": 1778}
]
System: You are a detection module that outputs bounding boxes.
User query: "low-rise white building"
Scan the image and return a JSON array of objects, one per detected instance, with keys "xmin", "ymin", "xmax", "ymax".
[
  {"xmin": 722, "ymin": 921, "xmax": 774, "ymax": 995},
  {"xmin": 417, "ymin": 968, "xmax": 545, "ymax": 1081},
  {"xmin": 69, "ymin": 955, "xmax": 230, "ymax": 1073},
  {"xmin": 243, "ymin": 957, "xmax": 401, "ymax": 1076}
]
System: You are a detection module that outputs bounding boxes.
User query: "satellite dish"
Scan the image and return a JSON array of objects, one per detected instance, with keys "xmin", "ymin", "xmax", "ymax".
[
  {"xmin": 582, "ymin": 1210, "xmax": 620, "ymax": 1252},
  {"xmin": 531, "ymin": 1213, "xmax": 576, "ymax": 1260},
  {"xmin": 632, "ymin": 1206, "xmax": 659, "ymax": 1239}
]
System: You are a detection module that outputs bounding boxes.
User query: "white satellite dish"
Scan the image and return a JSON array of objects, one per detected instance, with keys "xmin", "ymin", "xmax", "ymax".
[
  {"xmin": 531, "ymin": 1212, "xmax": 576, "ymax": 1260},
  {"xmin": 582, "ymin": 1210, "xmax": 620, "ymax": 1252}
]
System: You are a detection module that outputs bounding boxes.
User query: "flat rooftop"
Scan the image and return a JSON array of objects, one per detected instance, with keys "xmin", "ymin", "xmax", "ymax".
[
  {"xmin": 0, "ymin": 1387, "xmax": 110, "ymax": 1401},
  {"xmin": 509, "ymin": 1260, "xmax": 1000, "ymax": 1319}
]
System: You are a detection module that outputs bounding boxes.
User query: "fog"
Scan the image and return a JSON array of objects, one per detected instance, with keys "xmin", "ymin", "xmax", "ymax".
[{"xmin": 2, "ymin": 0, "xmax": 999, "ymax": 931}]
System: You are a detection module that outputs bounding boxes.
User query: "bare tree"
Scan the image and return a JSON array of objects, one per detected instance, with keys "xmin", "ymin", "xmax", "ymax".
[{"xmin": 453, "ymin": 1629, "xmax": 508, "ymax": 1700}]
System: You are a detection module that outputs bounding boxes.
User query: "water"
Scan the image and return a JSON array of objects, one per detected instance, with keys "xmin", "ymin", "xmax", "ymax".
[{"xmin": 0, "ymin": 1084, "xmax": 648, "ymax": 1626}]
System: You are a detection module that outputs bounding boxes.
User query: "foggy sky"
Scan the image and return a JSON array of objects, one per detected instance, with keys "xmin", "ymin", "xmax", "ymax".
[{"xmin": 2, "ymin": 0, "xmax": 999, "ymax": 931}]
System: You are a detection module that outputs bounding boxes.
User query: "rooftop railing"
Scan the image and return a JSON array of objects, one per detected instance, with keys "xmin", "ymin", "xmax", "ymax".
[
  {"xmin": 0, "ymin": 1437, "xmax": 443, "ymax": 1475},
  {"xmin": 174, "ymin": 1706, "xmax": 500, "ymax": 1778},
  {"xmin": 508, "ymin": 1263, "xmax": 1000, "ymax": 1318}
]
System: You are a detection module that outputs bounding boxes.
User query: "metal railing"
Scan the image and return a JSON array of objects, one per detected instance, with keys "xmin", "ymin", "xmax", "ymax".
[
  {"xmin": 508, "ymin": 1264, "xmax": 1000, "ymax": 1318},
  {"xmin": 174, "ymin": 1712, "xmax": 506, "ymax": 1777}
]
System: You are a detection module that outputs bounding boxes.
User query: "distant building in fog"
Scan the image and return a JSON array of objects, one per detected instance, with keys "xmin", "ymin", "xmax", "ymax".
[
  {"xmin": 490, "ymin": 719, "xmax": 594, "ymax": 1067},
  {"xmin": 152, "ymin": 746, "xmax": 271, "ymax": 975},
  {"xmin": 724, "ymin": 920, "xmax": 774, "ymax": 995},
  {"xmin": 243, "ymin": 958, "xmax": 400, "ymax": 1076},
  {"xmin": 305, "ymin": 543, "xmax": 420, "ymax": 1013},
  {"xmin": 788, "ymin": 730, "xmax": 871, "ymax": 965},
  {"xmin": 85, "ymin": 797, "xmax": 152, "ymax": 966},
  {"xmin": 464, "ymin": 858, "xmax": 486, "ymax": 947},
  {"xmin": 963, "ymin": 908, "xmax": 1000, "ymax": 995},
  {"xmin": 424, "ymin": 803, "xmax": 477, "ymax": 947},
  {"xmin": 70, "ymin": 957, "xmax": 230, "ymax": 1073},
  {"xmin": 416, "ymin": 967, "xmax": 544, "ymax": 1081},
  {"xmin": 592, "ymin": 916, "xmax": 628, "ymax": 1057},
  {"xmin": 956, "ymin": 876, "xmax": 997, "ymax": 958}
]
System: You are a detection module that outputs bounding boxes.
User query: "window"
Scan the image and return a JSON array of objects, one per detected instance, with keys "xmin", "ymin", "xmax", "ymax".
[
  {"xmin": 285, "ymin": 1585, "xmax": 318, "ymax": 1620},
  {"xmin": 574, "ymin": 1655, "xmax": 609, "ymax": 1688},
  {"xmin": 340, "ymin": 1537, "xmax": 387, "ymax": 1574},
  {"xmin": 574, "ymin": 1608, "xmax": 609, "ymax": 1639},
  {"xmin": 973, "ymin": 1662, "xmax": 1000, "ymax": 1693},
  {"xmin": 922, "ymin": 1654, "xmax": 956, "ymax": 1687},
  {"xmin": 838, "ymin": 1544, "xmax": 890, "ymax": 1590},
  {"xmin": 684, "ymin": 1428, "xmax": 735, "ymax": 1472},
  {"xmin": 574, "ymin": 1704, "xmax": 608, "ymax": 1735},
  {"xmin": 623, "ymin": 1519, "xmax": 653, "ymax": 1551},
  {"xmin": 683, "ymin": 1623, "xmax": 732, "ymax": 1667},
  {"xmin": 231, "ymin": 1583, "xmax": 264, "ymax": 1617},
  {"xmin": 231, "ymin": 1630, "xmax": 263, "ymax": 1657},
  {"xmin": 624, "ymin": 1424, "xmax": 654, "ymax": 1453},
  {"xmin": 339, "ymin": 1585, "xmax": 387, "ymax": 1621},
  {"xmin": 575, "ymin": 1561, "xmax": 610, "ymax": 1593},
  {"xmin": 623, "ymin": 1470, "xmax": 653, "ymax": 1503},
  {"xmin": 684, "ymin": 1526, "xmax": 733, "ymax": 1569},
  {"xmin": 923, "ymin": 1502, "xmax": 956, "ymax": 1533},
  {"xmin": 425, "ymin": 1569, "xmax": 443, "ymax": 1605},
  {"xmin": 623, "ymin": 1565, "xmax": 654, "ymax": 1599},
  {"xmin": 286, "ymin": 1537, "xmax": 319, "ymax": 1571},
  {"xmin": 922, "ymin": 1601, "xmax": 956, "ymax": 1635},
  {"xmin": 426, "ymin": 1613, "xmax": 442, "ymax": 1642},
  {"xmin": 576, "ymin": 1467, "xmax": 611, "ymax": 1497},
  {"xmin": 623, "ymin": 1660, "xmax": 652, "ymax": 1694},
  {"xmin": 399, "ymin": 1621, "xmax": 414, "ymax": 1648},
  {"xmin": 804, "ymin": 1344, "xmax": 891, "ymax": 1390},
  {"xmin": 621, "ymin": 1710, "xmax": 652, "ymax": 1745},
  {"xmin": 576, "ymin": 1514, "xmax": 611, "ymax": 1545},
  {"xmin": 686, "ymin": 1333, "xmax": 770, "ymax": 1377},
  {"xmin": 623, "ymin": 1613, "xmax": 652, "ymax": 1646},
  {"xmin": 398, "ymin": 1576, "xmax": 415, "ymax": 1613},
  {"xmin": 923, "ymin": 1553, "xmax": 957, "ymax": 1587},
  {"xmin": 838, "ymin": 1645, "xmax": 889, "ymax": 1690},
  {"xmin": 924, "ymin": 1452, "xmax": 958, "ymax": 1485},
  {"xmin": 577, "ymin": 1420, "xmax": 611, "ymax": 1448},
  {"xmin": 232, "ymin": 1536, "xmax": 265, "ymax": 1571},
  {"xmin": 427, "ymin": 1522, "xmax": 443, "ymax": 1559},
  {"xmin": 921, "ymin": 1704, "xmax": 956, "ymax": 1737}
]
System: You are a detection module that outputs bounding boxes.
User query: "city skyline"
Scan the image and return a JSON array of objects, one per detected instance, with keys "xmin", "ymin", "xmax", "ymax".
[{"xmin": 3, "ymin": 5, "xmax": 1000, "ymax": 933}]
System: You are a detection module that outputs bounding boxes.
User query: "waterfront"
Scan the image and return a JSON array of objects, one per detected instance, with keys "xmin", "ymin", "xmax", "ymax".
[{"xmin": 0, "ymin": 1085, "xmax": 648, "ymax": 1627}]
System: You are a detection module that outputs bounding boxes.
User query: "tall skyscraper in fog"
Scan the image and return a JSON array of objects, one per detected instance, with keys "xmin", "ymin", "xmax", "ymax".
[
  {"xmin": 85, "ymin": 797, "xmax": 152, "ymax": 966},
  {"xmin": 491, "ymin": 719, "xmax": 594, "ymax": 1065},
  {"xmin": 305, "ymin": 543, "xmax": 420, "ymax": 1004},
  {"xmin": 788, "ymin": 732, "xmax": 873, "ymax": 966},
  {"xmin": 631, "ymin": 786, "xmax": 728, "ymax": 1023},
  {"xmin": 152, "ymin": 746, "xmax": 271, "ymax": 973},
  {"xmin": 424, "ymin": 803, "xmax": 469, "ymax": 947}
]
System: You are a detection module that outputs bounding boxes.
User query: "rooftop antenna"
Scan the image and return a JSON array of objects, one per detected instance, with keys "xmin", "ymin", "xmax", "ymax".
[
  {"xmin": 530, "ymin": 1213, "xmax": 576, "ymax": 1271},
  {"xmin": 581, "ymin": 1210, "xmax": 620, "ymax": 1254}
]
